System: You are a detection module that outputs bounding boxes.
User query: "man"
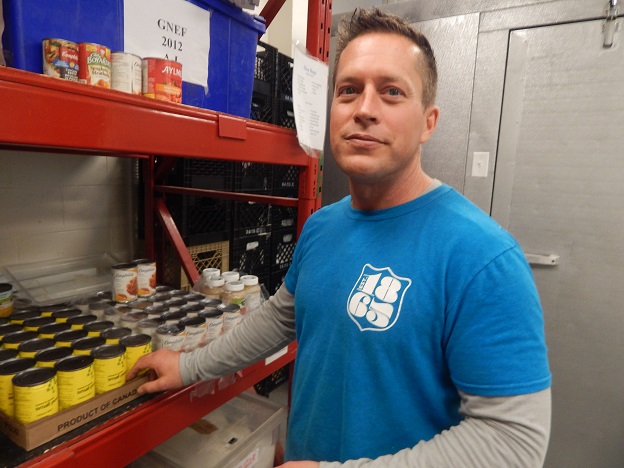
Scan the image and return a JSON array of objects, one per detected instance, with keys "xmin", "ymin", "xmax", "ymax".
[{"xmin": 128, "ymin": 8, "xmax": 551, "ymax": 467}]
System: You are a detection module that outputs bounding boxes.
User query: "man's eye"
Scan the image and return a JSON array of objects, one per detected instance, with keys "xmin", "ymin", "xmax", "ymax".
[
  {"xmin": 387, "ymin": 88, "xmax": 402, "ymax": 96},
  {"xmin": 339, "ymin": 86, "xmax": 356, "ymax": 95}
]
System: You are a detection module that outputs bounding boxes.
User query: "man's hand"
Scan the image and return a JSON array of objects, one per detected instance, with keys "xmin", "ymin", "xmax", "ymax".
[{"xmin": 126, "ymin": 349, "xmax": 184, "ymax": 394}]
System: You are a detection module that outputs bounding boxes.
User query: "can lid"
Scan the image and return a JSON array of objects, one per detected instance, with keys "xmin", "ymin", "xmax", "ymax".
[
  {"xmin": 179, "ymin": 316, "xmax": 204, "ymax": 327},
  {"xmin": 67, "ymin": 314, "xmax": 98, "ymax": 326},
  {"xmin": 84, "ymin": 320, "xmax": 115, "ymax": 332},
  {"xmin": 100, "ymin": 327, "xmax": 132, "ymax": 339},
  {"xmin": 120, "ymin": 333, "xmax": 151, "ymax": 347},
  {"xmin": 91, "ymin": 343, "xmax": 126, "ymax": 359},
  {"xmin": 112, "ymin": 262, "xmax": 137, "ymax": 270},
  {"xmin": 241, "ymin": 275, "xmax": 259, "ymax": 287},
  {"xmin": 224, "ymin": 281, "xmax": 244, "ymax": 292},
  {"xmin": 9, "ymin": 310, "xmax": 41, "ymax": 322},
  {"xmin": 156, "ymin": 323, "xmax": 183, "ymax": 335},
  {"xmin": 55, "ymin": 354, "xmax": 94, "ymax": 372},
  {"xmin": 144, "ymin": 305, "xmax": 167, "ymax": 315},
  {"xmin": 155, "ymin": 285, "xmax": 174, "ymax": 293},
  {"xmin": 0, "ymin": 348, "xmax": 19, "ymax": 362},
  {"xmin": 216, "ymin": 303, "xmax": 241, "ymax": 314},
  {"xmin": 52, "ymin": 308, "xmax": 83, "ymax": 319},
  {"xmin": 35, "ymin": 346, "xmax": 72, "ymax": 362},
  {"xmin": 161, "ymin": 310, "xmax": 187, "ymax": 322},
  {"xmin": 199, "ymin": 309, "xmax": 223, "ymax": 318},
  {"xmin": 22, "ymin": 316, "xmax": 55, "ymax": 328},
  {"xmin": 2, "ymin": 330, "xmax": 38, "ymax": 344},
  {"xmin": 163, "ymin": 298, "xmax": 187, "ymax": 308},
  {"xmin": 180, "ymin": 303, "xmax": 204, "ymax": 314},
  {"xmin": 136, "ymin": 318, "xmax": 161, "ymax": 329},
  {"xmin": 0, "ymin": 283, "xmax": 13, "ymax": 293},
  {"xmin": 71, "ymin": 336, "xmax": 106, "ymax": 351},
  {"xmin": 0, "ymin": 357, "xmax": 35, "ymax": 375},
  {"xmin": 182, "ymin": 294, "xmax": 205, "ymax": 302},
  {"xmin": 18, "ymin": 337, "xmax": 55, "ymax": 352},
  {"xmin": 54, "ymin": 329, "xmax": 88, "ymax": 342},
  {"xmin": 0, "ymin": 323, "xmax": 25, "ymax": 336},
  {"xmin": 132, "ymin": 258, "xmax": 155, "ymax": 265},
  {"xmin": 199, "ymin": 298, "xmax": 222, "ymax": 308},
  {"xmin": 120, "ymin": 312, "xmax": 147, "ymax": 323},
  {"xmin": 12, "ymin": 366, "xmax": 55, "ymax": 387}
]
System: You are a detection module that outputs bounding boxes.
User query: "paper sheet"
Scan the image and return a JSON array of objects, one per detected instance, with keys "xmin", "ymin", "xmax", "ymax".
[
  {"xmin": 293, "ymin": 46, "xmax": 329, "ymax": 153},
  {"xmin": 124, "ymin": 0, "xmax": 211, "ymax": 88}
]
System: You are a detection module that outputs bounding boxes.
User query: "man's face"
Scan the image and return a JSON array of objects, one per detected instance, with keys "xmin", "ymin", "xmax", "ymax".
[{"xmin": 330, "ymin": 32, "xmax": 437, "ymax": 187}]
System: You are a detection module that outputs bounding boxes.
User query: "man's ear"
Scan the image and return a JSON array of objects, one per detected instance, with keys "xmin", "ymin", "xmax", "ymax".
[{"xmin": 420, "ymin": 106, "xmax": 439, "ymax": 144}]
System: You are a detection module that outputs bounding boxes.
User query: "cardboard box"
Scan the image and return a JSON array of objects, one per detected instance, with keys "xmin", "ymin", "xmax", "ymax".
[{"xmin": 0, "ymin": 375, "xmax": 148, "ymax": 451}]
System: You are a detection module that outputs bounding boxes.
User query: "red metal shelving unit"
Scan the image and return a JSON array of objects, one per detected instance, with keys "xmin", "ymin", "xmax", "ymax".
[{"xmin": 0, "ymin": 0, "xmax": 331, "ymax": 464}]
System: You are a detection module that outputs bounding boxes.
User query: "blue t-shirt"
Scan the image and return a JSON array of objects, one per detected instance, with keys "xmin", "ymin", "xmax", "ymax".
[{"xmin": 284, "ymin": 185, "xmax": 551, "ymax": 463}]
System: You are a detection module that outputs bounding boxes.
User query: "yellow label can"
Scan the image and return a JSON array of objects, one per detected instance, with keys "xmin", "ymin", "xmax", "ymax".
[
  {"xmin": 34, "ymin": 346, "xmax": 72, "ymax": 368},
  {"xmin": 13, "ymin": 367, "xmax": 58, "ymax": 424},
  {"xmin": 120, "ymin": 334, "xmax": 152, "ymax": 372},
  {"xmin": 55, "ymin": 355, "xmax": 95, "ymax": 410},
  {"xmin": 92, "ymin": 344, "xmax": 126, "ymax": 394},
  {"xmin": 0, "ymin": 358, "xmax": 35, "ymax": 417}
]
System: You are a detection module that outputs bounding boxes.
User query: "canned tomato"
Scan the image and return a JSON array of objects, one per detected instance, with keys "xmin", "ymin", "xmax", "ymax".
[
  {"xmin": 112, "ymin": 263, "xmax": 138, "ymax": 304},
  {"xmin": 55, "ymin": 355, "xmax": 95, "ymax": 410},
  {"xmin": 111, "ymin": 52, "xmax": 142, "ymax": 95},
  {"xmin": 42, "ymin": 38, "xmax": 79, "ymax": 81},
  {"xmin": 13, "ymin": 367, "xmax": 58, "ymax": 424},
  {"xmin": 78, "ymin": 42, "xmax": 111, "ymax": 88},
  {"xmin": 92, "ymin": 344, "xmax": 127, "ymax": 394},
  {"xmin": 0, "ymin": 358, "xmax": 35, "ymax": 418},
  {"xmin": 133, "ymin": 259, "xmax": 157, "ymax": 298},
  {"xmin": 0, "ymin": 283, "xmax": 14, "ymax": 318},
  {"xmin": 142, "ymin": 57, "xmax": 182, "ymax": 103}
]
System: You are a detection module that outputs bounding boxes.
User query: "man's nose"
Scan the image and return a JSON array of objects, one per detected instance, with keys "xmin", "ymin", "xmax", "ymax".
[{"xmin": 354, "ymin": 87, "xmax": 379, "ymax": 123}]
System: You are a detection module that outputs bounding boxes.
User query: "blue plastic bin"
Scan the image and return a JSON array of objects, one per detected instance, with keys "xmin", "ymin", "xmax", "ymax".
[{"xmin": 1, "ymin": 0, "xmax": 264, "ymax": 117}]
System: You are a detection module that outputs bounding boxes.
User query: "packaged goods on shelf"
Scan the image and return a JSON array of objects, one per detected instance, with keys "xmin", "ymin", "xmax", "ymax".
[
  {"xmin": 1, "ymin": 0, "xmax": 264, "ymax": 117},
  {"xmin": 130, "ymin": 392, "xmax": 286, "ymax": 468}
]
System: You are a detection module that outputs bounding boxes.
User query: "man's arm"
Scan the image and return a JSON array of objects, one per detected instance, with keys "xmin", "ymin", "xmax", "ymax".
[{"xmin": 318, "ymin": 388, "xmax": 551, "ymax": 468}]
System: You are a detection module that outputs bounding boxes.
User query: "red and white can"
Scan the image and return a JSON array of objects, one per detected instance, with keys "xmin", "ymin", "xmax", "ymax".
[
  {"xmin": 78, "ymin": 42, "xmax": 111, "ymax": 88},
  {"xmin": 111, "ymin": 52, "xmax": 142, "ymax": 95},
  {"xmin": 42, "ymin": 39, "xmax": 79, "ymax": 81},
  {"xmin": 111, "ymin": 263, "xmax": 138, "ymax": 304},
  {"xmin": 132, "ymin": 258, "xmax": 157, "ymax": 298},
  {"xmin": 142, "ymin": 57, "xmax": 182, "ymax": 103}
]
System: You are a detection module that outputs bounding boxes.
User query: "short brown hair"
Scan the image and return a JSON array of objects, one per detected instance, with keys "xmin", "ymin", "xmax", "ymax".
[{"xmin": 333, "ymin": 8, "xmax": 438, "ymax": 108}]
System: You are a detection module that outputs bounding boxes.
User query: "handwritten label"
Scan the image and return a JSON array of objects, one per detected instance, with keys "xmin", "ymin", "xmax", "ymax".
[{"xmin": 124, "ymin": 0, "xmax": 211, "ymax": 87}]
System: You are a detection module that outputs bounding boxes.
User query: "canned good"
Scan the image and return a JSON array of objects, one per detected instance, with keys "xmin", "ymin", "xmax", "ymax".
[
  {"xmin": 0, "ymin": 348, "xmax": 18, "ymax": 363},
  {"xmin": 53, "ymin": 329, "xmax": 88, "ymax": 347},
  {"xmin": 39, "ymin": 303, "xmax": 71, "ymax": 317},
  {"xmin": 160, "ymin": 310, "xmax": 187, "ymax": 324},
  {"xmin": 119, "ymin": 312, "xmax": 147, "ymax": 330},
  {"xmin": 144, "ymin": 305, "xmax": 167, "ymax": 320},
  {"xmin": 136, "ymin": 319, "xmax": 161, "ymax": 339},
  {"xmin": 111, "ymin": 52, "xmax": 142, "ymax": 95},
  {"xmin": 179, "ymin": 303, "xmax": 204, "ymax": 316},
  {"xmin": 67, "ymin": 314, "xmax": 98, "ymax": 330},
  {"xmin": 182, "ymin": 293, "xmax": 206, "ymax": 304},
  {"xmin": 34, "ymin": 346, "xmax": 72, "ymax": 368},
  {"xmin": 55, "ymin": 355, "xmax": 95, "ymax": 409},
  {"xmin": 120, "ymin": 334, "xmax": 152, "ymax": 372},
  {"xmin": 129, "ymin": 300, "xmax": 153, "ymax": 310},
  {"xmin": 2, "ymin": 330, "xmax": 38, "ymax": 349},
  {"xmin": 163, "ymin": 298, "xmax": 187, "ymax": 312},
  {"xmin": 133, "ymin": 259, "xmax": 157, "ymax": 298},
  {"xmin": 100, "ymin": 326, "xmax": 132, "ymax": 345},
  {"xmin": 37, "ymin": 322, "xmax": 71, "ymax": 340},
  {"xmin": 71, "ymin": 336, "xmax": 106, "ymax": 356},
  {"xmin": 218, "ymin": 303, "xmax": 243, "ymax": 332},
  {"xmin": 154, "ymin": 285, "xmax": 174, "ymax": 294},
  {"xmin": 51, "ymin": 307, "xmax": 82, "ymax": 323},
  {"xmin": 78, "ymin": 42, "xmax": 111, "ymax": 88},
  {"xmin": 84, "ymin": 320, "xmax": 115, "ymax": 337},
  {"xmin": 0, "ymin": 323, "xmax": 23, "ymax": 340},
  {"xmin": 199, "ymin": 298, "xmax": 222, "ymax": 309},
  {"xmin": 142, "ymin": 57, "xmax": 182, "ymax": 103},
  {"xmin": 0, "ymin": 283, "xmax": 14, "ymax": 318},
  {"xmin": 151, "ymin": 293, "xmax": 172, "ymax": 306},
  {"xmin": 154, "ymin": 324, "xmax": 185, "ymax": 351},
  {"xmin": 92, "ymin": 344, "xmax": 126, "ymax": 394},
  {"xmin": 17, "ymin": 338, "xmax": 55, "ymax": 359},
  {"xmin": 96, "ymin": 290, "xmax": 114, "ymax": 301},
  {"xmin": 72, "ymin": 295, "xmax": 104, "ymax": 314},
  {"xmin": 199, "ymin": 309, "xmax": 223, "ymax": 341},
  {"xmin": 112, "ymin": 263, "xmax": 138, "ymax": 304},
  {"xmin": 13, "ymin": 367, "xmax": 58, "ymax": 423},
  {"xmin": 42, "ymin": 38, "xmax": 79, "ymax": 81},
  {"xmin": 0, "ymin": 358, "xmax": 35, "ymax": 417},
  {"xmin": 88, "ymin": 301, "xmax": 117, "ymax": 320},
  {"xmin": 22, "ymin": 316, "xmax": 55, "ymax": 332},
  {"xmin": 9, "ymin": 309, "xmax": 40, "ymax": 324},
  {"xmin": 180, "ymin": 316, "xmax": 206, "ymax": 351}
]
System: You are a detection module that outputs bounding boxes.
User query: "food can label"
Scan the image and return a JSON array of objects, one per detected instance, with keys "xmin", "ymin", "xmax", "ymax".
[
  {"xmin": 0, "ymin": 373, "xmax": 15, "ymax": 417},
  {"xmin": 78, "ymin": 43, "xmax": 111, "ymax": 88},
  {"xmin": 125, "ymin": 342, "xmax": 152, "ymax": 371},
  {"xmin": 204, "ymin": 316, "xmax": 223, "ymax": 341},
  {"xmin": 14, "ymin": 376, "xmax": 59, "ymax": 424},
  {"xmin": 154, "ymin": 331, "xmax": 185, "ymax": 351},
  {"xmin": 142, "ymin": 58, "xmax": 182, "ymax": 103},
  {"xmin": 111, "ymin": 52, "xmax": 142, "ymax": 95},
  {"xmin": 222, "ymin": 311, "xmax": 243, "ymax": 332},
  {"xmin": 182, "ymin": 324, "xmax": 206, "ymax": 351},
  {"xmin": 42, "ymin": 39, "xmax": 79, "ymax": 81},
  {"xmin": 57, "ymin": 365, "xmax": 95, "ymax": 410},
  {"xmin": 93, "ymin": 354, "xmax": 126, "ymax": 394},
  {"xmin": 0, "ymin": 284, "xmax": 13, "ymax": 318},
  {"xmin": 112, "ymin": 264, "xmax": 138, "ymax": 303},
  {"xmin": 136, "ymin": 261, "xmax": 157, "ymax": 297}
]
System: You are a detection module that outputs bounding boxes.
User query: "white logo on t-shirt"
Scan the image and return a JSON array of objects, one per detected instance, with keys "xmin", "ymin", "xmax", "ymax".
[{"xmin": 347, "ymin": 264, "xmax": 412, "ymax": 331}]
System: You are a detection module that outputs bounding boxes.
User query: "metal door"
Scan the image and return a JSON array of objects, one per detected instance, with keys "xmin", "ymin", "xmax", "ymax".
[{"xmin": 491, "ymin": 19, "xmax": 624, "ymax": 468}]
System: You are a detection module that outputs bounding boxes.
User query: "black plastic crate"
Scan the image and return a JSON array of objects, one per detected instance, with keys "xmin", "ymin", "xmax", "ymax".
[
  {"xmin": 254, "ymin": 41, "xmax": 278, "ymax": 97},
  {"xmin": 234, "ymin": 162, "xmax": 273, "ymax": 194},
  {"xmin": 230, "ymin": 233, "xmax": 270, "ymax": 279},
  {"xmin": 168, "ymin": 159, "xmax": 235, "ymax": 191},
  {"xmin": 254, "ymin": 364, "xmax": 289, "ymax": 396},
  {"xmin": 270, "ymin": 227, "xmax": 297, "ymax": 271},
  {"xmin": 271, "ymin": 205, "xmax": 297, "ymax": 230},
  {"xmin": 277, "ymin": 52, "xmax": 293, "ymax": 101},
  {"xmin": 233, "ymin": 201, "xmax": 271, "ymax": 238},
  {"xmin": 168, "ymin": 194, "xmax": 231, "ymax": 245},
  {"xmin": 272, "ymin": 165, "xmax": 299, "ymax": 197},
  {"xmin": 275, "ymin": 97, "xmax": 295, "ymax": 130},
  {"xmin": 268, "ymin": 266, "xmax": 289, "ymax": 295},
  {"xmin": 250, "ymin": 91, "xmax": 274, "ymax": 124}
]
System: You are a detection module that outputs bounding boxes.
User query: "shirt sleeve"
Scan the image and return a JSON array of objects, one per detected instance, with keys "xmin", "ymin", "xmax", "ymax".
[{"xmin": 319, "ymin": 388, "xmax": 552, "ymax": 468}]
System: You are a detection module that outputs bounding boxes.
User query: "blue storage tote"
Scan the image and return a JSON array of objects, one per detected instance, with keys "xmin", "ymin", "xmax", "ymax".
[{"xmin": 0, "ymin": 0, "xmax": 264, "ymax": 117}]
